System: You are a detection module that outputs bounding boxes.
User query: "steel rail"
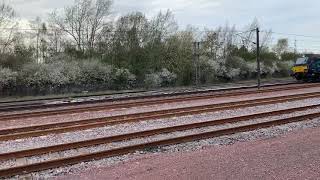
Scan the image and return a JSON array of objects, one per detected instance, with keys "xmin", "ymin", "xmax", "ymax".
[
  {"xmin": 0, "ymin": 83, "xmax": 318, "ymax": 121},
  {"xmin": 0, "ymin": 81, "xmax": 298, "ymax": 111},
  {"xmin": 0, "ymin": 103, "xmax": 319, "ymax": 161},
  {"xmin": 1, "ymin": 92, "xmax": 320, "ymax": 141},
  {"xmin": 0, "ymin": 108, "xmax": 319, "ymax": 178}
]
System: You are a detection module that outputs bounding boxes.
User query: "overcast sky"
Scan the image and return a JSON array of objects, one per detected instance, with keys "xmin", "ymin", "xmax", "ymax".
[{"xmin": 9, "ymin": 0, "xmax": 320, "ymax": 52}]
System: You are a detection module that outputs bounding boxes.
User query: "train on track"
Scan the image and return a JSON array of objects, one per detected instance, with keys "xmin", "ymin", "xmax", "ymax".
[{"xmin": 291, "ymin": 54, "xmax": 320, "ymax": 81}]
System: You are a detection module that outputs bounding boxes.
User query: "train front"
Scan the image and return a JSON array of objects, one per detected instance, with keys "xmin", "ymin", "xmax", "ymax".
[{"xmin": 291, "ymin": 57, "xmax": 308, "ymax": 81}]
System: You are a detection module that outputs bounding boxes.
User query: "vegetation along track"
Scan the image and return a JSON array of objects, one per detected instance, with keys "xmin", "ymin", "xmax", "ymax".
[
  {"xmin": 1, "ymin": 91, "xmax": 320, "ymax": 141},
  {"xmin": 0, "ymin": 83, "xmax": 319, "ymax": 121},
  {"xmin": 0, "ymin": 103, "xmax": 319, "ymax": 178}
]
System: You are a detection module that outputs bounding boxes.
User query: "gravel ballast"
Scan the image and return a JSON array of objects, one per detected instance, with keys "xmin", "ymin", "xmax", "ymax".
[
  {"xmin": 1, "ymin": 107, "xmax": 320, "ymax": 170},
  {"xmin": 8, "ymin": 117, "xmax": 320, "ymax": 180},
  {"xmin": 2, "ymin": 86, "xmax": 320, "ymax": 130},
  {"xmin": 1, "ymin": 86, "xmax": 320, "ymax": 179},
  {"xmin": 0, "ymin": 80, "xmax": 297, "ymax": 116},
  {"xmin": 1, "ymin": 97, "xmax": 320, "ymax": 154}
]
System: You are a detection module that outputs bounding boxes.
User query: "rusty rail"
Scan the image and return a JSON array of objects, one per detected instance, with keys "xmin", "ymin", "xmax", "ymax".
[
  {"xmin": 0, "ymin": 107, "xmax": 319, "ymax": 178},
  {"xmin": 0, "ymin": 83, "xmax": 318, "ymax": 121},
  {"xmin": 0, "ymin": 81, "xmax": 299, "ymax": 112},
  {"xmin": 0, "ymin": 103, "xmax": 319, "ymax": 161},
  {"xmin": 1, "ymin": 92, "xmax": 320, "ymax": 141}
]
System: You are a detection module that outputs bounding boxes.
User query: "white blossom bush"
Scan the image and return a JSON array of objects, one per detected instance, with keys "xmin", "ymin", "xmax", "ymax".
[
  {"xmin": 20, "ymin": 63, "xmax": 51, "ymax": 89},
  {"xmin": 207, "ymin": 59, "xmax": 227, "ymax": 78},
  {"xmin": 78, "ymin": 60, "xmax": 113, "ymax": 88},
  {"xmin": 159, "ymin": 68, "xmax": 177, "ymax": 87},
  {"xmin": 60, "ymin": 61, "xmax": 82, "ymax": 85},
  {"xmin": 20, "ymin": 60, "xmax": 114, "ymax": 91},
  {"xmin": 144, "ymin": 73, "xmax": 162, "ymax": 88},
  {"xmin": 247, "ymin": 62, "xmax": 257, "ymax": 73},
  {"xmin": 21, "ymin": 62, "xmax": 72, "ymax": 89},
  {"xmin": 207, "ymin": 58, "xmax": 245, "ymax": 80},
  {"xmin": 225, "ymin": 68, "xmax": 241, "ymax": 80},
  {"xmin": 113, "ymin": 68, "xmax": 136, "ymax": 89},
  {"xmin": 206, "ymin": 57, "xmax": 283, "ymax": 81},
  {"xmin": 198, "ymin": 58, "xmax": 217, "ymax": 83},
  {"xmin": 226, "ymin": 57, "xmax": 256, "ymax": 80},
  {"xmin": 144, "ymin": 68, "xmax": 177, "ymax": 88},
  {"xmin": 232, "ymin": 57, "xmax": 256, "ymax": 79},
  {"xmin": 259, "ymin": 61, "xmax": 277, "ymax": 75},
  {"xmin": 0, "ymin": 67, "xmax": 17, "ymax": 89},
  {"xmin": 46, "ymin": 62, "xmax": 71, "ymax": 87},
  {"xmin": 275, "ymin": 61, "xmax": 293, "ymax": 77},
  {"xmin": 259, "ymin": 60, "xmax": 292, "ymax": 77}
]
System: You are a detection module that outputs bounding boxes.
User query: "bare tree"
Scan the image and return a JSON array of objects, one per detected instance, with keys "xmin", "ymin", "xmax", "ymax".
[
  {"xmin": 0, "ymin": 2, "xmax": 17, "ymax": 54},
  {"xmin": 260, "ymin": 29, "xmax": 272, "ymax": 48},
  {"xmin": 203, "ymin": 30, "xmax": 221, "ymax": 60},
  {"xmin": 273, "ymin": 38, "xmax": 289, "ymax": 57},
  {"xmin": 0, "ymin": 3, "xmax": 15, "ymax": 26},
  {"xmin": 241, "ymin": 18, "xmax": 259, "ymax": 50},
  {"xmin": 30, "ymin": 17, "xmax": 48, "ymax": 61},
  {"xmin": 47, "ymin": 25, "xmax": 64, "ymax": 55},
  {"xmin": 50, "ymin": 0, "xmax": 112, "ymax": 53},
  {"xmin": 148, "ymin": 10, "xmax": 178, "ymax": 43}
]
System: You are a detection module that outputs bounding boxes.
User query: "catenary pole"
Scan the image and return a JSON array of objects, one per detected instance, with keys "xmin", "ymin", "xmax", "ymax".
[{"xmin": 256, "ymin": 28, "xmax": 261, "ymax": 89}]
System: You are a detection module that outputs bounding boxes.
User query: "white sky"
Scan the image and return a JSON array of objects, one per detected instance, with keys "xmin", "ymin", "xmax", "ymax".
[{"xmin": 8, "ymin": 0, "xmax": 320, "ymax": 52}]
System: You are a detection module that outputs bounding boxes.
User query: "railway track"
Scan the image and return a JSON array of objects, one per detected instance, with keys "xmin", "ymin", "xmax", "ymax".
[
  {"xmin": 1, "ymin": 91, "xmax": 320, "ymax": 141},
  {"xmin": 0, "ymin": 81, "xmax": 302, "ymax": 112},
  {"xmin": 0, "ymin": 103, "xmax": 318, "ymax": 161},
  {"xmin": 0, "ymin": 82, "xmax": 319, "ymax": 178},
  {"xmin": 0, "ymin": 80, "xmax": 296, "ymax": 112},
  {"xmin": 0, "ymin": 82, "xmax": 319, "ymax": 121},
  {"xmin": 0, "ymin": 103, "xmax": 319, "ymax": 178}
]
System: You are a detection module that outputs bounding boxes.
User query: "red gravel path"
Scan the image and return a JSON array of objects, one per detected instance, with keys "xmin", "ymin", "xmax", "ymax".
[{"xmin": 57, "ymin": 127, "xmax": 320, "ymax": 180}]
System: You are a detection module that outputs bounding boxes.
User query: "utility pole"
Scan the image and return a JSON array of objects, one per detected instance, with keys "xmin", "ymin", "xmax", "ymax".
[
  {"xmin": 197, "ymin": 42, "xmax": 201, "ymax": 85},
  {"xmin": 256, "ymin": 28, "xmax": 261, "ymax": 89},
  {"xmin": 193, "ymin": 41, "xmax": 201, "ymax": 86},
  {"xmin": 294, "ymin": 39, "xmax": 297, "ymax": 54},
  {"xmin": 36, "ymin": 30, "xmax": 39, "ymax": 62},
  {"xmin": 193, "ymin": 42, "xmax": 198, "ymax": 86}
]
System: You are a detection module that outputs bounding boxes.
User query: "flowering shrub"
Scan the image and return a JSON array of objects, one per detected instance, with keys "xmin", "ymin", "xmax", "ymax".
[
  {"xmin": 0, "ymin": 55, "xmax": 293, "ymax": 96},
  {"xmin": 21, "ymin": 62, "xmax": 75, "ymax": 89},
  {"xmin": 78, "ymin": 60, "xmax": 113, "ymax": 88},
  {"xmin": 208, "ymin": 58, "xmax": 243, "ymax": 80},
  {"xmin": 144, "ymin": 68, "xmax": 177, "ymax": 88},
  {"xmin": 275, "ymin": 61, "xmax": 293, "ymax": 77},
  {"xmin": 159, "ymin": 68, "xmax": 177, "ymax": 87},
  {"xmin": 19, "ymin": 60, "xmax": 114, "ymax": 91},
  {"xmin": 207, "ymin": 59, "xmax": 226, "ymax": 77},
  {"xmin": 59, "ymin": 61, "xmax": 82, "ymax": 85},
  {"xmin": 205, "ymin": 56, "xmax": 291, "ymax": 81},
  {"xmin": 20, "ymin": 63, "xmax": 51, "ymax": 89},
  {"xmin": 0, "ymin": 67, "xmax": 17, "ymax": 89},
  {"xmin": 113, "ymin": 68, "xmax": 136, "ymax": 89},
  {"xmin": 46, "ymin": 62, "xmax": 71, "ymax": 87},
  {"xmin": 144, "ymin": 73, "xmax": 162, "ymax": 88}
]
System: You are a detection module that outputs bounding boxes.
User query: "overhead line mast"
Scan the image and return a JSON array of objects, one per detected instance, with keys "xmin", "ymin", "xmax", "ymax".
[{"xmin": 256, "ymin": 28, "xmax": 261, "ymax": 89}]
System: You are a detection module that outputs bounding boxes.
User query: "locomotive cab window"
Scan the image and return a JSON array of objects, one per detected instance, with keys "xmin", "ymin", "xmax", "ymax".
[
  {"xmin": 310, "ymin": 59, "xmax": 320, "ymax": 68},
  {"xmin": 295, "ymin": 57, "xmax": 308, "ymax": 65}
]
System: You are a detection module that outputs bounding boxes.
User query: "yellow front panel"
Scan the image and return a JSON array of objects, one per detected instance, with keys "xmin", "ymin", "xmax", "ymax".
[{"xmin": 292, "ymin": 65, "xmax": 308, "ymax": 73}]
